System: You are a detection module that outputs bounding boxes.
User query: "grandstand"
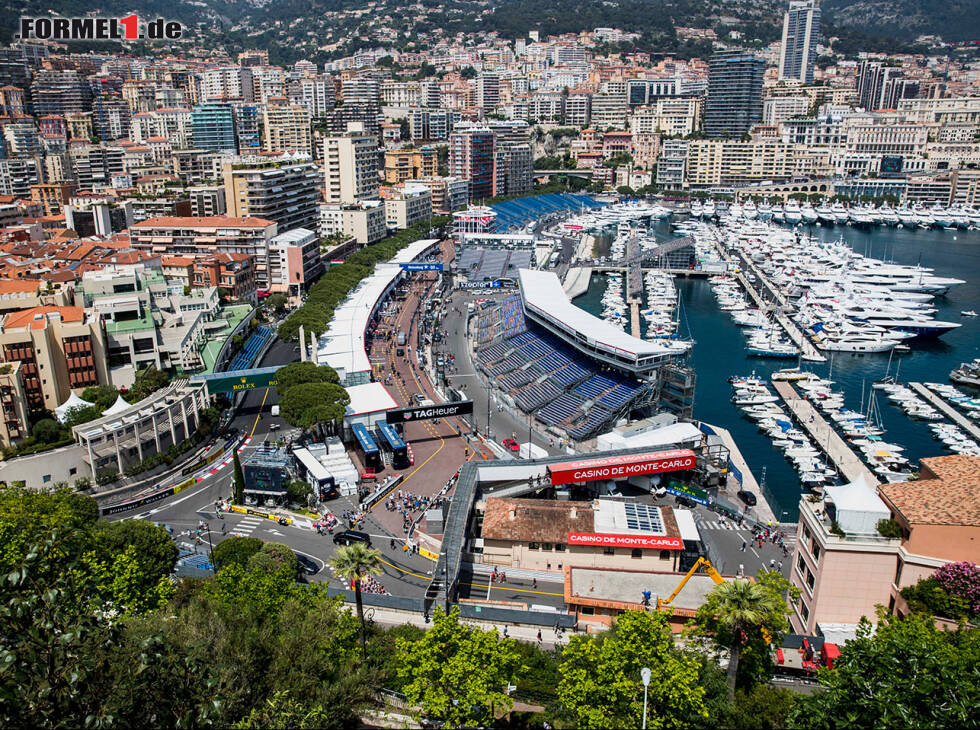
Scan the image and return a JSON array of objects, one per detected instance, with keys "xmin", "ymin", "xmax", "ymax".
[
  {"xmin": 474, "ymin": 292, "xmax": 656, "ymax": 442},
  {"xmin": 456, "ymin": 249, "xmax": 533, "ymax": 282},
  {"xmin": 228, "ymin": 326, "xmax": 275, "ymax": 372},
  {"xmin": 489, "ymin": 193, "xmax": 604, "ymax": 231}
]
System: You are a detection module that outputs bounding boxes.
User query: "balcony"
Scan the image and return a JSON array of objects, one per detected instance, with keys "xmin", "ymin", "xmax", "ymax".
[{"xmin": 799, "ymin": 496, "xmax": 901, "ymax": 547}]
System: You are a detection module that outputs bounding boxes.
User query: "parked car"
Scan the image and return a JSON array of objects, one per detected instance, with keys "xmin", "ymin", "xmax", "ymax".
[
  {"xmin": 502, "ymin": 438, "xmax": 520, "ymax": 452},
  {"xmin": 737, "ymin": 490, "xmax": 758, "ymax": 507}
]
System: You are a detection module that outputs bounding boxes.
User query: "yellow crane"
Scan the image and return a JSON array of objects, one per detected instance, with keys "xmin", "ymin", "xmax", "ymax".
[{"xmin": 656, "ymin": 557, "xmax": 724, "ymax": 610}]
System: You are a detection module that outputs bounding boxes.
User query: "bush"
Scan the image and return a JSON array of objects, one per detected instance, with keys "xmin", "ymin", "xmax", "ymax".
[
  {"xmin": 74, "ymin": 476, "xmax": 92, "ymax": 491},
  {"xmin": 830, "ymin": 520, "xmax": 845, "ymax": 537},
  {"xmin": 933, "ymin": 561, "xmax": 980, "ymax": 616},
  {"xmin": 96, "ymin": 469, "xmax": 119, "ymax": 486},
  {"xmin": 877, "ymin": 518, "xmax": 903, "ymax": 539},
  {"xmin": 900, "ymin": 576, "xmax": 972, "ymax": 621}
]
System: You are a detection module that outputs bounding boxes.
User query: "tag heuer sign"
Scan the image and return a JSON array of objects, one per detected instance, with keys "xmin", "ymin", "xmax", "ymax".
[{"xmin": 386, "ymin": 400, "xmax": 474, "ymax": 423}]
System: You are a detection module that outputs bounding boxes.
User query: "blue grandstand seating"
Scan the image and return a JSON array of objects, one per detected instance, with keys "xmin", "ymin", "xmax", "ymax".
[
  {"xmin": 537, "ymin": 392, "xmax": 586, "ymax": 426},
  {"xmin": 489, "ymin": 194, "xmax": 601, "ymax": 232},
  {"xmin": 228, "ymin": 326, "xmax": 274, "ymax": 372}
]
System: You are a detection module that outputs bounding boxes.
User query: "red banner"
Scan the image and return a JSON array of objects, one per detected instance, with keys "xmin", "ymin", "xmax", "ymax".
[
  {"xmin": 548, "ymin": 449, "xmax": 696, "ymax": 486},
  {"xmin": 568, "ymin": 533, "xmax": 684, "ymax": 550}
]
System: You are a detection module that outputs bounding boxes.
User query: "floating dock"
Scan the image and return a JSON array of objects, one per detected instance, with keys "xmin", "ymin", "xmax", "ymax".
[
  {"xmin": 772, "ymin": 381, "xmax": 881, "ymax": 486},
  {"xmin": 909, "ymin": 383, "xmax": 980, "ymax": 442}
]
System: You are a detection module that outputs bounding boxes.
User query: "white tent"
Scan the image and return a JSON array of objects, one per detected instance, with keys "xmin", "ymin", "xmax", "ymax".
[
  {"xmin": 54, "ymin": 392, "xmax": 94, "ymax": 423},
  {"xmin": 102, "ymin": 394, "xmax": 133, "ymax": 417},
  {"xmin": 823, "ymin": 475, "xmax": 890, "ymax": 536}
]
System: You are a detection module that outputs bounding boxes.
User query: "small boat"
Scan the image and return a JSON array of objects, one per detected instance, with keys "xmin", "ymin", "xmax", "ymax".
[{"xmin": 961, "ymin": 310, "xmax": 978, "ymax": 317}]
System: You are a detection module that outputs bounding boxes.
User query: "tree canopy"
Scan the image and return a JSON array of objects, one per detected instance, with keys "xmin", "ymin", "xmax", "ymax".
[
  {"xmin": 275, "ymin": 361, "xmax": 340, "ymax": 397},
  {"xmin": 557, "ymin": 610, "xmax": 707, "ymax": 729},
  {"xmin": 279, "ymin": 382, "xmax": 350, "ymax": 432}
]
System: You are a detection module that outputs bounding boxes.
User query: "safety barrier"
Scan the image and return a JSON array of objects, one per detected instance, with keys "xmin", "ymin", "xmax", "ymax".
[{"xmin": 228, "ymin": 504, "xmax": 292, "ymax": 524}]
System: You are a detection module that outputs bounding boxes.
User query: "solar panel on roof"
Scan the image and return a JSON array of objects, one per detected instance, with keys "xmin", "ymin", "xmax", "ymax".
[{"xmin": 623, "ymin": 503, "xmax": 665, "ymax": 533}]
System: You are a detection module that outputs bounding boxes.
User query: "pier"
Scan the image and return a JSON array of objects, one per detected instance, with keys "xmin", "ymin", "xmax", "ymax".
[
  {"xmin": 909, "ymin": 383, "xmax": 980, "ymax": 442},
  {"xmin": 630, "ymin": 302, "xmax": 641, "ymax": 338},
  {"xmin": 702, "ymin": 422, "xmax": 778, "ymax": 525},
  {"xmin": 772, "ymin": 381, "xmax": 881, "ymax": 486},
  {"xmin": 705, "ymin": 230, "xmax": 825, "ymax": 362}
]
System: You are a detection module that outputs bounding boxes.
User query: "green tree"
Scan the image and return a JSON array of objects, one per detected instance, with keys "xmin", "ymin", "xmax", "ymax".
[
  {"xmin": 275, "ymin": 361, "xmax": 340, "ymax": 397},
  {"xmin": 233, "ymin": 691, "xmax": 337, "ymax": 729},
  {"xmin": 329, "ymin": 542, "xmax": 383, "ymax": 656},
  {"xmin": 266, "ymin": 292, "xmax": 289, "ymax": 315},
  {"xmin": 212, "ymin": 535, "xmax": 263, "ymax": 570},
  {"xmin": 233, "ymin": 452, "xmax": 246, "ymax": 504},
  {"xmin": 93, "ymin": 519, "xmax": 180, "ymax": 586},
  {"xmin": 460, "ymin": 65, "xmax": 477, "ymax": 79},
  {"xmin": 287, "ymin": 479, "xmax": 313, "ymax": 505},
  {"xmin": 690, "ymin": 574, "xmax": 793, "ymax": 700},
  {"xmin": 279, "ymin": 382, "xmax": 350, "ymax": 433},
  {"xmin": 792, "ymin": 611, "xmax": 980, "ymax": 729},
  {"xmin": 396, "ymin": 607, "xmax": 525, "ymax": 728},
  {"xmin": 0, "ymin": 488, "xmax": 99, "ymax": 572},
  {"xmin": 557, "ymin": 610, "xmax": 706, "ymax": 729},
  {"xmin": 126, "ymin": 365, "xmax": 170, "ymax": 403},
  {"xmin": 31, "ymin": 418, "xmax": 64, "ymax": 443},
  {"xmin": 617, "ymin": 185, "xmax": 635, "ymax": 196},
  {"xmin": 81, "ymin": 384, "xmax": 118, "ymax": 409},
  {"xmin": 726, "ymin": 685, "xmax": 795, "ymax": 729}
]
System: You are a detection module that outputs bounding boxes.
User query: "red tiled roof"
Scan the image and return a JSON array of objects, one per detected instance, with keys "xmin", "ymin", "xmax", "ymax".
[
  {"xmin": 482, "ymin": 497, "xmax": 594, "ymax": 543},
  {"xmin": 879, "ymin": 455, "xmax": 980, "ymax": 527},
  {"xmin": 131, "ymin": 215, "xmax": 275, "ymax": 228},
  {"xmin": 4, "ymin": 305, "xmax": 85, "ymax": 330}
]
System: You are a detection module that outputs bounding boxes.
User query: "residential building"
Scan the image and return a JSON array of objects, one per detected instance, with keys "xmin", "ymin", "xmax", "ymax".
[
  {"xmin": 591, "ymin": 93, "xmax": 629, "ymax": 130},
  {"xmin": 704, "ymin": 50, "xmax": 765, "ymax": 138},
  {"xmin": 685, "ymin": 139, "xmax": 801, "ymax": 187},
  {"xmin": 190, "ymin": 103, "xmax": 238, "ymax": 153},
  {"xmin": 409, "ymin": 108, "xmax": 460, "ymax": 141},
  {"xmin": 494, "ymin": 143, "xmax": 532, "ymax": 197},
  {"xmin": 191, "ymin": 252, "xmax": 256, "ymax": 301},
  {"xmin": 856, "ymin": 62, "xmax": 916, "ymax": 112},
  {"xmin": 318, "ymin": 200, "xmax": 386, "ymax": 245},
  {"xmin": 130, "ymin": 216, "xmax": 279, "ymax": 288},
  {"xmin": 449, "ymin": 127, "xmax": 495, "ymax": 201},
  {"xmin": 413, "ymin": 176, "xmax": 469, "ymax": 214},
  {"xmin": 322, "ymin": 122, "xmax": 380, "ymax": 204},
  {"xmin": 0, "ymin": 158, "xmax": 41, "ymax": 197},
  {"xmin": 262, "ymin": 103, "xmax": 312, "ymax": 155},
  {"xmin": 30, "ymin": 70, "xmax": 92, "ymax": 117},
  {"xmin": 477, "ymin": 73, "xmax": 500, "ymax": 111},
  {"xmin": 565, "ymin": 90, "xmax": 592, "ymax": 127},
  {"xmin": 779, "ymin": 0, "xmax": 821, "ymax": 84},
  {"xmin": 791, "ymin": 458, "xmax": 980, "ymax": 635},
  {"xmin": 222, "ymin": 156, "xmax": 321, "ymax": 233},
  {"xmin": 64, "ymin": 198, "xmax": 133, "ymax": 236},
  {"xmin": 0, "ymin": 305, "xmax": 108, "ymax": 414},
  {"xmin": 657, "ymin": 139, "xmax": 689, "ymax": 189},
  {"xmin": 3, "ymin": 120, "xmax": 41, "ymax": 156},
  {"xmin": 269, "ymin": 227, "xmax": 322, "ymax": 296},
  {"xmin": 0, "ymin": 361, "xmax": 31, "ymax": 446},
  {"xmin": 188, "ymin": 185, "xmax": 226, "ymax": 217},
  {"xmin": 626, "ymin": 79, "xmax": 678, "ymax": 107},
  {"xmin": 631, "ymin": 97, "xmax": 703, "ymax": 137},
  {"xmin": 763, "ymin": 95, "xmax": 811, "ymax": 126},
  {"xmin": 384, "ymin": 147, "xmax": 438, "ymax": 184},
  {"xmin": 383, "ymin": 183, "xmax": 432, "ymax": 230}
]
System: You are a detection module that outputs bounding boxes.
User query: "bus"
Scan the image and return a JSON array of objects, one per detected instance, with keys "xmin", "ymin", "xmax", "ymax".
[
  {"xmin": 292, "ymin": 447, "xmax": 337, "ymax": 500},
  {"xmin": 376, "ymin": 422, "xmax": 410, "ymax": 469},
  {"xmin": 350, "ymin": 422, "xmax": 381, "ymax": 472}
]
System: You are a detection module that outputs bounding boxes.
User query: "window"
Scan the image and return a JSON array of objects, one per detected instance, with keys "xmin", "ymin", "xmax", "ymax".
[
  {"xmin": 797, "ymin": 554, "xmax": 807, "ymax": 575},
  {"xmin": 603, "ymin": 547, "xmax": 615, "ymax": 555},
  {"xmin": 631, "ymin": 548, "xmax": 643, "ymax": 559},
  {"xmin": 811, "ymin": 543, "xmax": 820, "ymax": 562},
  {"xmin": 894, "ymin": 559, "xmax": 903, "ymax": 587},
  {"xmin": 542, "ymin": 543, "xmax": 553, "ymax": 551},
  {"xmin": 580, "ymin": 605, "xmax": 595, "ymax": 615},
  {"xmin": 528, "ymin": 542, "xmax": 539, "ymax": 550},
  {"xmin": 659, "ymin": 550, "xmax": 671, "ymax": 561},
  {"xmin": 69, "ymin": 467, "xmax": 77, "ymax": 476},
  {"xmin": 42, "ymin": 475, "xmax": 51, "ymax": 483},
  {"xmin": 799, "ymin": 600, "xmax": 809, "ymax": 623},
  {"xmin": 555, "ymin": 544, "xmax": 566, "ymax": 552},
  {"xmin": 806, "ymin": 570, "xmax": 815, "ymax": 591},
  {"xmin": 801, "ymin": 523, "xmax": 812, "ymax": 545}
]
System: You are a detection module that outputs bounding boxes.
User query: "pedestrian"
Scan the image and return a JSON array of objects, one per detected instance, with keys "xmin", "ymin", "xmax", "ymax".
[
  {"xmin": 501, "ymin": 572, "xmax": 507, "ymax": 583},
  {"xmin": 537, "ymin": 629, "xmax": 542, "ymax": 643},
  {"xmin": 532, "ymin": 577, "xmax": 537, "ymax": 589},
  {"xmin": 778, "ymin": 561, "xmax": 783, "ymax": 572},
  {"xmin": 738, "ymin": 563, "xmax": 744, "ymax": 577},
  {"xmin": 740, "ymin": 539, "xmax": 747, "ymax": 552},
  {"xmin": 769, "ymin": 558, "xmax": 776, "ymax": 570},
  {"xmin": 503, "ymin": 626, "xmax": 509, "ymax": 638},
  {"xmin": 390, "ymin": 538, "xmax": 396, "ymax": 550}
]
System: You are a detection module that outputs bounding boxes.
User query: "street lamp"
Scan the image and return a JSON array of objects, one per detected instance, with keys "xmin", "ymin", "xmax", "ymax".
[{"xmin": 640, "ymin": 667, "xmax": 651, "ymax": 730}]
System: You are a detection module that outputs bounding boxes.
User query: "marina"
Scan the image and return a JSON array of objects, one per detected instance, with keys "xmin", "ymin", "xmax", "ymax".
[
  {"xmin": 910, "ymin": 382, "xmax": 980, "ymax": 444},
  {"xmin": 570, "ymin": 210, "xmax": 980, "ymax": 519}
]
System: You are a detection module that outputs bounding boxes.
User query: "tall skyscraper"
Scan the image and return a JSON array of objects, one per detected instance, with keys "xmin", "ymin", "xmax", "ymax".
[
  {"xmin": 449, "ymin": 127, "xmax": 496, "ymax": 202},
  {"xmin": 191, "ymin": 103, "xmax": 238, "ymax": 153},
  {"xmin": 704, "ymin": 50, "xmax": 765, "ymax": 139},
  {"xmin": 322, "ymin": 122, "xmax": 380, "ymax": 204},
  {"xmin": 779, "ymin": 0, "xmax": 821, "ymax": 84},
  {"xmin": 856, "ymin": 61, "xmax": 916, "ymax": 111}
]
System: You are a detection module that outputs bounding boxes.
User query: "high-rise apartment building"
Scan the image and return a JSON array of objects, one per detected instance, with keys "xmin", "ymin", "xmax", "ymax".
[
  {"xmin": 191, "ymin": 103, "xmax": 238, "ymax": 153},
  {"xmin": 704, "ymin": 50, "xmax": 765, "ymax": 138},
  {"xmin": 410, "ymin": 108, "xmax": 460, "ymax": 141},
  {"xmin": 779, "ymin": 0, "xmax": 821, "ymax": 84},
  {"xmin": 322, "ymin": 122, "xmax": 380, "ymax": 204},
  {"xmin": 477, "ymin": 73, "xmax": 500, "ymax": 111},
  {"xmin": 384, "ymin": 147, "xmax": 438, "ymax": 184},
  {"xmin": 222, "ymin": 156, "xmax": 321, "ymax": 233},
  {"xmin": 30, "ymin": 70, "xmax": 92, "ymax": 117},
  {"xmin": 262, "ymin": 103, "xmax": 312, "ymax": 155},
  {"xmin": 856, "ymin": 61, "xmax": 918, "ymax": 112},
  {"xmin": 449, "ymin": 127, "xmax": 496, "ymax": 201}
]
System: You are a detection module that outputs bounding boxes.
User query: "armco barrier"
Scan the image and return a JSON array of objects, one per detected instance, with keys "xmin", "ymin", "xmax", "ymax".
[
  {"xmin": 181, "ymin": 446, "xmax": 225, "ymax": 476},
  {"xmin": 228, "ymin": 505, "xmax": 292, "ymax": 524},
  {"xmin": 100, "ymin": 486, "xmax": 176, "ymax": 516}
]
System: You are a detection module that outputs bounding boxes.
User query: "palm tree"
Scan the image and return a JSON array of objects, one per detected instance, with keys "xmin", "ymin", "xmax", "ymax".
[
  {"xmin": 710, "ymin": 579, "xmax": 780, "ymax": 700},
  {"xmin": 330, "ymin": 543, "xmax": 384, "ymax": 656}
]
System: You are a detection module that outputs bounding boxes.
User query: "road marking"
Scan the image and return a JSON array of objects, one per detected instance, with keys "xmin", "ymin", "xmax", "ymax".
[
  {"xmin": 462, "ymin": 581, "xmax": 563, "ymax": 598},
  {"xmin": 249, "ymin": 388, "xmax": 270, "ymax": 438},
  {"xmin": 377, "ymin": 556, "xmax": 431, "ymax": 581}
]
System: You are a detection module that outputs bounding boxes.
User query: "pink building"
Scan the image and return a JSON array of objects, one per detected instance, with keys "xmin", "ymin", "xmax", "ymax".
[{"xmin": 790, "ymin": 456, "xmax": 980, "ymax": 635}]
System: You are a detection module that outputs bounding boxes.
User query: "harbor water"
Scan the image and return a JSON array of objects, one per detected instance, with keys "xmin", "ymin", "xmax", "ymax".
[{"xmin": 574, "ymin": 221, "xmax": 980, "ymax": 520}]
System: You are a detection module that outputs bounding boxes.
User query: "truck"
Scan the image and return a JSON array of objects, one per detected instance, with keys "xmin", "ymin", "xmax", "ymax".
[{"xmin": 397, "ymin": 331, "xmax": 407, "ymax": 346}]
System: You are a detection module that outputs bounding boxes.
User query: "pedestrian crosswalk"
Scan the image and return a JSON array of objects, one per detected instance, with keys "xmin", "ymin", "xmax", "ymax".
[
  {"xmin": 697, "ymin": 519, "xmax": 746, "ymax": 531},
  {"xmin": 230, "ymin": 516, "xmax": 262, "ymax": 538}
]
